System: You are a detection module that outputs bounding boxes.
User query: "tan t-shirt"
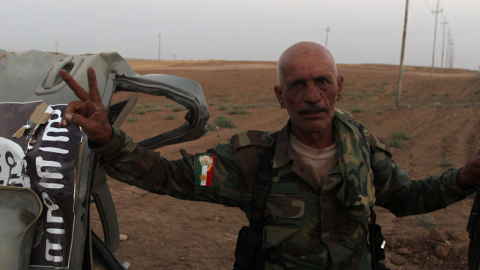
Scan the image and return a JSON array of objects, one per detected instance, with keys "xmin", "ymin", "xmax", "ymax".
[{"xmin": 290, "ymin": 134, "xmax": 338, "ymax": 193}]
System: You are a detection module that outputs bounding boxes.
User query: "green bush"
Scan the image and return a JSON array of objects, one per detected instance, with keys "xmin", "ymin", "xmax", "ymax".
[
  {"xmin": 351, "ymin": 108, "xmax": 364, "ymax": 113},
  {"xmin": 386, "ymin": 130, "xmax": 411, "ymax": 148},
  {"xmin": 126, "ymin": 116, "xmax": 138, "ymax": 123},
  {"xmin": 214, "ymin": 115, "xmax": 236, "ymax": 128},
  {"xmin": 385, "ymin": 137, "xmax": 405, "ymax": 147},
  {"xmin": 228, "ymin": 109, "xmax": 250, "ymax": 115},
  {"xmin": 132, "ymin": 103, "xmax": 162, "ymax": 115},
  {"xmin": 246, "ymin": 103, "xmax": 264, "ymax": 108},
  {"xmin": 391, "ymin": 130, "xmax": 411, "ymax": 140},
  {"xmin": 132, "ymin": 108, "xmax": 147, "ymax": 115},
  {"xmin": 163, "ymin": 114, "xmax": 175, "ymax": 120},
  {"xmin": 206, "ymin": 122, "xmax": 216, "ymax": 131},
  {"xmin": 171, "ymin": 106, "xmax": 185, "ymax": 112},
  {"xmin": 414, "ymin": 214, "xmax": 441, "ymax": 228},
  {"xmin": 438, "ymin": 158, "xmax": 452, "ymax": 167}
]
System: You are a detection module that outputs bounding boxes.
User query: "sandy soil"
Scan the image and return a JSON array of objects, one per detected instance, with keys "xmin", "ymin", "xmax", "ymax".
[{"xmin": 91, "ymin": 59, "xmax": 480, "ymax": 270}]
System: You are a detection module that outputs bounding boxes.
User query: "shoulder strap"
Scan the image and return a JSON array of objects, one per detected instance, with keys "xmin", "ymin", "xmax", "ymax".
[{"xmin": 249, "ymin": 131, "xmax": 279, "ymax": 232}]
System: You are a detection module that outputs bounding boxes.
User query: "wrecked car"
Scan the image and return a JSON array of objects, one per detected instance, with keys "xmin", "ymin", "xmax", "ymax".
[{"xmin": 0, "ymin": 50, "xmax": 209, "ymax": 269}]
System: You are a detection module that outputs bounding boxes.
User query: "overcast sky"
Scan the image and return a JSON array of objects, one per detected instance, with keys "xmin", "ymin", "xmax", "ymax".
[{"xmin": 1, "ymin": 0, "xmax": 479, "ymax": 70}]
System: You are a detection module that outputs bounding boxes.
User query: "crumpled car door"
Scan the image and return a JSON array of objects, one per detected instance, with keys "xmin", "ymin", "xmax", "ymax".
[{"xmin": 0, "ymin": 50, "xmax": 209, "ymax": 270}]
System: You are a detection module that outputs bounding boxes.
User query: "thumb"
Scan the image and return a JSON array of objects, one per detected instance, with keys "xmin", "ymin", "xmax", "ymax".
[{"xmin": 64, "ymin": 112, "xmax": 91, "ymax": 130}]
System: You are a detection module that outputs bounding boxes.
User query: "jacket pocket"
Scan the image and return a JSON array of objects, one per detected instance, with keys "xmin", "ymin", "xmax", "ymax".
[{"xmin": 263, "ymin": 183, "xmax": 307, "ymax": 252}]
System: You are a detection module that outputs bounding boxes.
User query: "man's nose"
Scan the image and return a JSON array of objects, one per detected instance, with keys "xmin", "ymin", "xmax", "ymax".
[{"xmin": 303, "ymin": 82, "xmax": 321, "ymax": 103}]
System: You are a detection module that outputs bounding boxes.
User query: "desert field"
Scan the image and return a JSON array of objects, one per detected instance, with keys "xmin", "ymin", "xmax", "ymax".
[{"xmin": 91, "ymin": 59, "xmax": 480, "ymax": 270}]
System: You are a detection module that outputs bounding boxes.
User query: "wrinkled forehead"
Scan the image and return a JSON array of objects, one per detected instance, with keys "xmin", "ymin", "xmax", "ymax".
[{"xmin": 277, "ymin": 50, "xmax": 338, "ymax": 83}]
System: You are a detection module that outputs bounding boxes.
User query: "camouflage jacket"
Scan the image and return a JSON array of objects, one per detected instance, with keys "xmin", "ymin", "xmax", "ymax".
[{"xmin": 93, "ymin": 109, "xmax": 472, "ymax": 270}]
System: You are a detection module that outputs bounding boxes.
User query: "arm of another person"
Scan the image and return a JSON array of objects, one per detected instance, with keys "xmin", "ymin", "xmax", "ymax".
[
  {"xmin": 59, "ymin": 67, "xmax": 243, "ymax": 206},
  {"xmin": 370, "ymin": 134, "xmax": 478, "ymax": 217}
]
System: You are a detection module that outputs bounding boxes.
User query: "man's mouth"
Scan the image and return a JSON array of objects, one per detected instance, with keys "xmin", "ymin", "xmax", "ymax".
[{"xmin": 298, "ymin": 105, "xmax": 327, "ymax": 115}]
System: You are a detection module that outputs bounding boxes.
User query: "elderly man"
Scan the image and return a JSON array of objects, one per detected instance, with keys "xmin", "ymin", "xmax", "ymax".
[{"xmin": 60, "ymin": 41, "xmax": 480, "ymax": 270}]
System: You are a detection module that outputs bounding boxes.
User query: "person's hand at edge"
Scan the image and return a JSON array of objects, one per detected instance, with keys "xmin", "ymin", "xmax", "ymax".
[{"xmin": 58, "ymin": 66, "xmax": 113, "ymax": 145}]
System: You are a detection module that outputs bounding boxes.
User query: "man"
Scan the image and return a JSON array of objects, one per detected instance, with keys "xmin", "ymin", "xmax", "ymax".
[{"xmin": 59, "ymin": 41, "xmax": 480, "ymax": 269}]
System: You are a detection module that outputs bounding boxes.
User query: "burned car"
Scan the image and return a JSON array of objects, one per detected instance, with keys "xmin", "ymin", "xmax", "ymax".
[{"xmin": 0, "ymin": 50, "xmax": 209, "ymax": 269}]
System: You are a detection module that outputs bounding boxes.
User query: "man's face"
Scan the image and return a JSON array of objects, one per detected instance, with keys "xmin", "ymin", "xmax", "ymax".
[{"xmin": 274, "ymin": 52, "xmax": 343, "ymax": 135}]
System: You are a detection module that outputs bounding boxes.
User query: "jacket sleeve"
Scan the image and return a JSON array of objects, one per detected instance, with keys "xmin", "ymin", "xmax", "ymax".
[
  {"xmin": 369, "ymin": 134, "xmax": 475, "ymax": 217},
  {"xmin": 90, "ymin": 127, "xmax": 243, "ymax": 207}
]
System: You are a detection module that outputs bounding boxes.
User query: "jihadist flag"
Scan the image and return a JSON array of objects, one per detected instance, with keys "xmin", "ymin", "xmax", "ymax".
[{"xmin": 195, "ymin": 155, "xmax": 215, "ymax": 186}]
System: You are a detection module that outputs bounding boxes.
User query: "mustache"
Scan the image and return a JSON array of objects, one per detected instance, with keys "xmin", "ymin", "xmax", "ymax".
[{"xmin": 298, "ymin": 105, "xmax": 328, "ymax": 115}]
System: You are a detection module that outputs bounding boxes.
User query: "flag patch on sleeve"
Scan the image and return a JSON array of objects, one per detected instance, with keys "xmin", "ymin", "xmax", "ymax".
[{"xmin": 195, "ymin": 155, "xmax": 215, "ymax": 186}]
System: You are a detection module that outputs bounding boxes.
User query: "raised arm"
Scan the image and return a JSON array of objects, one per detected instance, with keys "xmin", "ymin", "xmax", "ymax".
[{"xmin": 59, "ymin": 67, "xmax": 112, "ymax": 145}]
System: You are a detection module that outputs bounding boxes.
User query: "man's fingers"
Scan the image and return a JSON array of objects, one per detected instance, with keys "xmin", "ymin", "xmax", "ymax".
[
  {"xmin": 64, "ymin": 100, "xmax": 83, "ymax": 115},
  {"xmin": 63, "ymin": 113, "xmax": 91, "ymax": 130},
  {"xmin": 59, "ymin": 69, "xmax": 90, "ymax": 102},
  {"xmin": 87, "ymin": 67, "xmax": 102, "ymax": 104},
  {"xmin": 60, "ymin": 101, "xmax": 82, "ymax": 127}
]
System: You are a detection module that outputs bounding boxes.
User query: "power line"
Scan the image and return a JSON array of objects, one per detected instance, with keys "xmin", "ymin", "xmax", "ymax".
[
  {"xmin": 325, "ymin": 27, "xmax": 330, "ymax": 48},
  {"xmin": 430, "ymin": 0, "xmax": 442, "ymax": 89}
]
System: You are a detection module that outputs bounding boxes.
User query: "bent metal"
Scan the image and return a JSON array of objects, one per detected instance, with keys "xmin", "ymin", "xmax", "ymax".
[{"xmin": 0, "ymin": 102, "xmax": 82, "ymax": 267}]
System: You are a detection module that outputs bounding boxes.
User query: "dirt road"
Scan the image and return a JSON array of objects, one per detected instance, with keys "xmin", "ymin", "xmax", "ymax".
[{"xmin": 91, "ymin": 60, "xmax": 480, "ymax": 269}]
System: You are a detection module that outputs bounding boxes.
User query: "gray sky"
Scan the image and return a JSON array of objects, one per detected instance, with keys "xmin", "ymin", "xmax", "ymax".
[{"xmin": 2, "ymin": 0, "xmax": 479, "ymax": 70}]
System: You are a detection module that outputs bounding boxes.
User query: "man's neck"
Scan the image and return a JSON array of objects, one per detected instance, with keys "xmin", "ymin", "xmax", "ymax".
[{"xmin": 290, "ymin": 124, "xmax": 335, "ymax": 149}]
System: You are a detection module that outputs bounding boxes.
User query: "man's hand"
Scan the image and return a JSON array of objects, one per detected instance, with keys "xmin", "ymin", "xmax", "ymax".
[
  {"xmin": 59, "ymin": 67, "xmax": 112, "ymax": 145},
  {"xmin": 457, "ymin": 148, "xmax": 480, "ymax": 190}
]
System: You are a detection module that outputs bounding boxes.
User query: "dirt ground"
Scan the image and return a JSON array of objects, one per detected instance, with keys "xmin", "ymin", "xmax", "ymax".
[{"xmin": 90, "ymin": 59, "xmax": 480, "ymax": 269}]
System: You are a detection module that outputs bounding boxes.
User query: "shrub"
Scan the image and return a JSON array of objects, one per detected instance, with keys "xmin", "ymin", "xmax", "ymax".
[
  {"xmin": 385, "ymin": 137, "xmax": 405, "ymax": 147},
  {"xmin": 126, "ymin": 117, "xmax": 138, "ymax": 123},
  {"xmin": 438, "ymin": 158, "xmax": 452, "ymax": 167},
  {"xmin": 414, "ymin": 214, "xmax": 441, "ymax": 228},
  {"xmin": 247, "ymin": 103, "xmax": 264, "ymax": 108},
  {"xmin": 172, "ymin": 106, "xmax": 185, "ymax": 112},
  {"xmin": 386, "ymin": 129, "xmax": 411, "ymax": 148},
  {"xmin": 206, "ymin": 122, "xmax": 216, "ymax": 131},
  {"xmin": 163, "ymin": 114, "xmax": 175, "ymax": 120},
  {"xmin": 214, "ymin": 115, "xmax": 236, "ymax": 128},
  {"xmin": 391, "ymin": 130, "xmax": 411, "ymax": 140},
  {"xmin": 132, "ymin": 108, "xmax": 148, "ymax": 115},
  {"xmin": 228, "ymin": 109, "xmax": 250, "ymax": 115},
  {"xmin": 351, "ymin": 108, "xmax": 364, "ymax": 113}
]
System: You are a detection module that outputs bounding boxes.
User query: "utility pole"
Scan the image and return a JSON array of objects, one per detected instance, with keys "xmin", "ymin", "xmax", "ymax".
[
  {"xmin": 430, "ymin": 0, "xmax": 442, "ymax": 89},
  {"xmin": 325, "ymin": 27, "xmax": 330, "ymax": 48},
  {"xmin": 440, "ymin": 18, "xmax": 448, "ymax": 72},
  {"xmin": 55, "ymin": 42, "xmax": 58, "ymax": 53},
  {"xmin": 450, "ymin": 41, "xmax": 454, "ymax": 68},
  {"xmin": 446, "ymin": 30, "xmax": 451, "ymax": 68},
  {"xmin": 158, "ymin": 34, "xmax": 161, "ymax": 61},
  {"xmin": 396, "ymin": 0, "xmax": 410, "ymax": 108}
]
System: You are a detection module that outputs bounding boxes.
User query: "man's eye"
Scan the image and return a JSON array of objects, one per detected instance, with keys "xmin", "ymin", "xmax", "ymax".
[{"xmin": 319, "ymin": 79, "xmax": 327, "ymax": 84}]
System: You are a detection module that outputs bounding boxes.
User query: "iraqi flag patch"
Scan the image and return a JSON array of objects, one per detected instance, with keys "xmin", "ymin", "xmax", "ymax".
[{"xmin": 195, "ymin": 155, "xmax": 215, "ymax": 186}]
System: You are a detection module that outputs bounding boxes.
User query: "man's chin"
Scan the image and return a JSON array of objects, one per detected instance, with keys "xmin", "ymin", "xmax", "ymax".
[{"xmin": 299, "ymin": 124, "xmax": 329, "ymax": 133}]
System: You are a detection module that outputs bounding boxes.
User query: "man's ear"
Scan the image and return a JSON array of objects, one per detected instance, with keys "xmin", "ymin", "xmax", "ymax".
[
  {"xmin": 274, "ymin": 85, "xmax": 287, "ymax": 108},
  {"xmin": 336, "ymin": 75, "xmax": 344, "ymax": 101}
]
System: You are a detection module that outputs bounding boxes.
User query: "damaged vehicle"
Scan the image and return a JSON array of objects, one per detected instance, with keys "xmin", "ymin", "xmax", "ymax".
[{"xmin": 0, "ymin": 50, "xmax": 209, "ymax": 270}]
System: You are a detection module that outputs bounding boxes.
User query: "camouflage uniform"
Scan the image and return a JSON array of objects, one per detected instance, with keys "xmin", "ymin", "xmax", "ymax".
[{"xmin": 93, "ymin": 109, "xmax": 473, "ymax": 270}]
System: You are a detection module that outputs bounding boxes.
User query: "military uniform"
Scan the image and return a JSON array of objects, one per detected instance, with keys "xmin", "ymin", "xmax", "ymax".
[{"xmin": 93, "ymin": 109, "xmax": 473, "ymax": 270}]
